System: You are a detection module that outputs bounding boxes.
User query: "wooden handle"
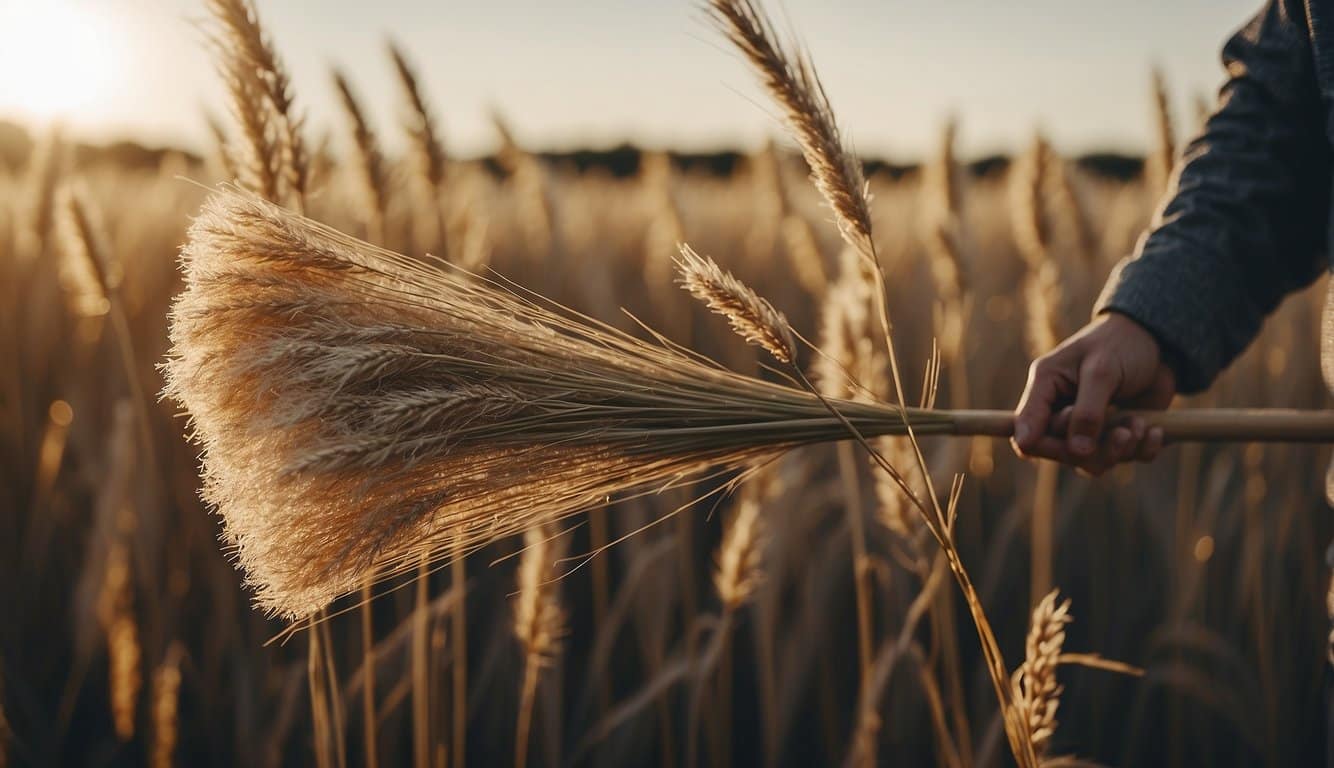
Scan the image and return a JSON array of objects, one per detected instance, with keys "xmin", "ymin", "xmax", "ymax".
[{"xmin": 946, "ymin": 409, "xmax": 1334, "ymax": 444}]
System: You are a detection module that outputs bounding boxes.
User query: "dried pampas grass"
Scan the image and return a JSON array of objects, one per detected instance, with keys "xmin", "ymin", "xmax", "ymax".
[{"xmin": 164, "ymin": 187, "xmax": 945, "ymax": 619}]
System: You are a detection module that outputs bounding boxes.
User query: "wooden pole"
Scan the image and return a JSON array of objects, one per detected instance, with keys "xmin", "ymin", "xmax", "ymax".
[{"xmin": 945, "ymin": 409, "xmax": 1334, "ymax": 443}]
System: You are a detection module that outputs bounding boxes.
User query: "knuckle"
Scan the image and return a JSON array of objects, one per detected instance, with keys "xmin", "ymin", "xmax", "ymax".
[{"xmin": 1084, "ymin": 353, "xmax": 1115, "ymax": 381}]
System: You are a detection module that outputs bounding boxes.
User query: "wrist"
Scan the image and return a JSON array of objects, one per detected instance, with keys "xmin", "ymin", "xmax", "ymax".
[{"xmin": 1102, "ymin": 309, "xmax": 1184, "ymax": 384}]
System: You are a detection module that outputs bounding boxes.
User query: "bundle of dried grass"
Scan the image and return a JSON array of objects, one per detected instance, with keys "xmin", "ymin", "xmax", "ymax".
[{"xmin": 164, "ymin": 187, "xmax": 949, "ymax": 619}]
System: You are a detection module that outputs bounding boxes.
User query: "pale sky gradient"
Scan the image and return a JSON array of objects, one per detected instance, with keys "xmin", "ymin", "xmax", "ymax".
[{"xmin": 0, "ymin": 0, "xmax": 1264, "ymax": 160}]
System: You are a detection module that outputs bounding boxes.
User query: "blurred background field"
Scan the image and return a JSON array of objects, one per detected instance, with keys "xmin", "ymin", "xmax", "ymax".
[{"xmin": 2, "ymin": 1, "xmax": 1332, "ymax": 766}]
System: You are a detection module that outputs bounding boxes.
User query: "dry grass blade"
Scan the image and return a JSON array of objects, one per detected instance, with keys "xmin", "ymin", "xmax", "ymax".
[
  {"xmin": 675, "ymin": 243, "xmax": 796, "ymax": 364},
  {"xmin": 163, "ymin": 187, "xmax": 948, "ymax": 619}
]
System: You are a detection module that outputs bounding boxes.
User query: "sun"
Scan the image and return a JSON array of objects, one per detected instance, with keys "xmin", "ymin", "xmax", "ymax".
[{"xmin": 0, "ymin": 2, "xmax": 126, "ymax": 125}]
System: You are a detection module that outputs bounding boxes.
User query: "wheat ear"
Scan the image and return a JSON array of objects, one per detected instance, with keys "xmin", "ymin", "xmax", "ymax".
[
  {"xmin": 331, "ymin": 69, "xmax": 389, "ymax": 243},
  {"xmin": 207, "ymin": 0, "xmax": 308, "ymax": 209},
  {"xmin": 1013, "ymin": 590, "xmax": 1072, "ymax": 757}
]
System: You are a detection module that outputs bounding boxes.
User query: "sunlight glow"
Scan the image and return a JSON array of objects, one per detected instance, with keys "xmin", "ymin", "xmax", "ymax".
[{"xmin": 0, "ymin": 2, "xmax": 126, "ymax": 124}]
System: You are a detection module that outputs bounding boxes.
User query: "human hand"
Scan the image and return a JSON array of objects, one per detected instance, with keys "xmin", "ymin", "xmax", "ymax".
[{"xmin": 1011, "ymin": 312, "xmax": 1177, "ymax": 475}]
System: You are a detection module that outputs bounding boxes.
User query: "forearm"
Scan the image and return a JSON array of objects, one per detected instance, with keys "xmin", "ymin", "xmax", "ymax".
[{"xmin": 1094, "ymin": 0, "xmax": 1330, "ymax": 393}]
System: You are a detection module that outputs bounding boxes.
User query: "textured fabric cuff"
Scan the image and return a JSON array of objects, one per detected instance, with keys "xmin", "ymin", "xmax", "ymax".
[{"xmin": 1093, "ymin": 254, "xmax": 1223, "ymax": 394}]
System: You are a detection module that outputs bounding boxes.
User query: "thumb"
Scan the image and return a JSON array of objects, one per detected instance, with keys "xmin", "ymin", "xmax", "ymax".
[
  {"xmin": 1014, "ymin": 357, "xmax": 1064, "ymax": 453},
  {"xmin": 1067, "ymin": 354, "xmax": 1120, "ymax": 456}
]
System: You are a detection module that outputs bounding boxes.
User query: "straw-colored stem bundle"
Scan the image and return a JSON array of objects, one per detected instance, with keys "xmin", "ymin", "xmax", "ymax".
[{"xmin": 164, "ymin": 188, "xmax": 938, "ymax": 619}]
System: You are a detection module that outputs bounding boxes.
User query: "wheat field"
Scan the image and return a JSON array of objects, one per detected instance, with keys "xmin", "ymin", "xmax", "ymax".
[{"xmin": 0, "ymin": 1, "xmax": 1331, "ymax": 766}]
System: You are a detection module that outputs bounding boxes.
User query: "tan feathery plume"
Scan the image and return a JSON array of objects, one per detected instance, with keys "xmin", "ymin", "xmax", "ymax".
[
  {"xmin": 164, "ymin": 188, "xmax": 960, "ymax": 618},
  {"xmin": 1012, "ymin": 589, "xmax": 1072, "ymax": 757},
  {"xmin": 207, "ymin": 0, "xmax": 308, "ymax": 208},
  {"xmin": 675, "ymin": 242, "xmax": 796, "ymax": 364},
  {"xmin": 705, "ymin": 0, "xmax": 872, "ymax": 257},
  {"xmin": 331, "ymin": 69, "xmax": 389, "ymax": 241}
]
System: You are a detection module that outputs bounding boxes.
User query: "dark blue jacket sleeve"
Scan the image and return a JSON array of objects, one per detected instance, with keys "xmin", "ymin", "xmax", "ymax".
[{"xmin": 1095, "ymin": 0, "xmax": 1331, "ymax": 392}]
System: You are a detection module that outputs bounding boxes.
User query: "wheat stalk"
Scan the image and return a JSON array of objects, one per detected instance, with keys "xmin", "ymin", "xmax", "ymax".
[
  {"xmin": 151, "ymin": 644, "xmax": 183, "ymax": 768},
  {"xmin": 704, "ymin": 1, "xmax": 1050, "ymax": 763},
  {"xmin": 1148, "ymin": 66, "xmax": 1176, "ymax": 198},
  {"xmin": 388, "ymin": 42, "xmax": 447, "ymax": 195},
  {"xmin": 714, "ymin": 495, "xmax": 766, "ymax": 611},
  {"xmin": 704, "ymin": 0, "xmax": 871, "ymax": 257},
  {"xmin": 920, "ymin": 117, "xmax": 966, "ymax": 306},
  {"xmin": 102, "ymin": 542, "xmax": 141, "ymax": 741},
  {"xmin": 207, "ymin": 0, "xmax": 308, "ymax": 209},
  {"xmin": 331, "ymin": 69, "xmax": 389, "ymax": 243},
  {"xmin": 675, "ymin": 243, "xmax": 795, "ymax": 364},
  {"xmin": 514, "ymin": 525, "xmax": 567, "ymax": 768},
  {"xmin": 1013, "ymin": 590, "xmax": 1072, "ymax": 757}
]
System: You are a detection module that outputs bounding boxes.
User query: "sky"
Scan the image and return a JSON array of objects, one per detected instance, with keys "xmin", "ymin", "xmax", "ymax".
[{"xmin": 0, "ymin": 0, "xmax": 1265, "ymax": 160}]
